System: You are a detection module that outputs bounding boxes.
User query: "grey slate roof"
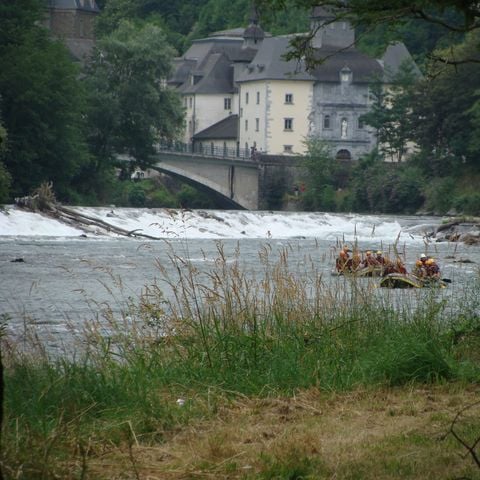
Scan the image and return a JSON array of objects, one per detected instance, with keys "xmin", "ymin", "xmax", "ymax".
[
  {"xmin": 193, "ymin": 115, "xmax": 238, "ymax": 140},
  {"xmin": 310, "ymin": 47, "xmax": 384, "ymax": 83},
  {"xmin": 236, "ymin": 37, "xmax": 314, "ymax": 82},
  {"xmin": 381, "ymin": 42, "xmax": 422, "ymax": 81},
  {"xmin": 209, "ymin": 28, "xmax": 247, "ymax": 38},
  {"xmin": 169, "ymin": 32, "xmax": 262, "ymax": 93},
  {"xmin": 46, "ymin": 0, "xmax": 99, "ymax": 12},
  {"xmin": 179, "ymin": 52, "xmax": 235, "ymax": 94},
  {"xmin": 236, "ymin": 36, "xmax": 383, "ymax": 84},
  {"xmin": 311, "ymin": 6, "xmax": 336, "ymax": 19},
  {"xmin": 169, "ymin": 58, "xmax": 197, "ymax": 87}
]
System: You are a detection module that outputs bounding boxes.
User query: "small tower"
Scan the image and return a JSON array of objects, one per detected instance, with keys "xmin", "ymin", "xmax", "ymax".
[
  {"xmin": 44, "ymin": 0, "xmax": 100, "ymax": 61},
  {"xmin": 243, "ymin": 5, "xmax": 265, "ymax": 48},
  {"xmin": 310, "ymin": 5, "xmax": 355, "ymax": 49}
]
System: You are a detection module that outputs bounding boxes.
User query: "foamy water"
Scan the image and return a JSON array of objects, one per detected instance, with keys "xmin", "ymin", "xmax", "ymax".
[{"xmin": 0, "ymin": 205, "xmax": 437, "ymax": 243}]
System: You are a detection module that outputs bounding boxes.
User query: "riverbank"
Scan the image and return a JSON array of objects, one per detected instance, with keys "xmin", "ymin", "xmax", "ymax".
[
  {"xmin": 5, "ymin": 382, "xmax": 478, "ymax": 479},
  {"xmin": 59, "ymin": 384, "xmax": 480, "ymax": 479},
  {"xmin": 2, "ymin": 246, "xmax": 480, "ymax": 478}
]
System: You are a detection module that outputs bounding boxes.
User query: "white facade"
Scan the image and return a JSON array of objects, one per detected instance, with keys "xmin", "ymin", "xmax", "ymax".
[
  {"xmin": 239, "ymin": 80, "xmax": 314, "ymax": 155},
  {"xmin": 183, "ymin": 92, "xmax": 238, "ymax": 144}
]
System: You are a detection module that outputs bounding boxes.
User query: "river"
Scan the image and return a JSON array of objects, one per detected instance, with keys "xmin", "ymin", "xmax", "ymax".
[{"xmin": 1, "ymin": 206, "xmax": 479, "ymax": 352}]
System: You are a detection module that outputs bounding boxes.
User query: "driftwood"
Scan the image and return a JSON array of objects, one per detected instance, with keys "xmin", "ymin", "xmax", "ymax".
[
  {"xmin": 51, "ymin": 205, "xmax": 161, "ymax": 239},
  {"xmin": 15, "ymin": 193, "xmax": 161, "ymax": 240},
  {"xmin": 435, "ymin": 220, "xmax": 460, "ymax": 233}
]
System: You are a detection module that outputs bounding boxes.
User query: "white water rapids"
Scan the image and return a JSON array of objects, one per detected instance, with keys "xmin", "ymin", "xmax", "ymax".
[{"xmin": 0, "ymin": 205, "xmax": 438, "ymax": 243}]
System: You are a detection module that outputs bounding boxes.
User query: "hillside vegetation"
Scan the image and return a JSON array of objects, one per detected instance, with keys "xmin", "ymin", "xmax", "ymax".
[{"xmin": 0, "ymin": 0, "xmax": 479, "ymax": 213}]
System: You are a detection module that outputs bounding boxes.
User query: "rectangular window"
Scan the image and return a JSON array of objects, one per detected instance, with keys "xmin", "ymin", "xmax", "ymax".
[
  {"xmin": 323, "ymin": 114, "xmax": 331, "ymax": 129},
  {"xmin": 245, "ymin": 119, "xmax": 248, "ymax": 131},
  {"xmin": 358, "ymin": 117, "xmax": 364, "ymax": 129},
  {"xmin": 284, "ymin": 145, "xmax": 293, "ymax": 153},
  {"xmin": 255, "ymin": 118, "xmax": 259, "ymax": 131},
  {"xmin": 245, "ymin": 92, "xmax": 249, "ymax": 104},
  {"xmin": 189, "ymin": 97, "xmax": 193, "ymax": 108},
  {"xmin": 224, "ymin": 98, "xmax": 231, "ymax": 110},
  {"xmin": 240, "ymin": 107, "xmax": 243, "ymax": 117},
  {"xmin": 284, "ymin": 118, "xmax": 293, "ymax": 131},
  {"xmin": 256, "ymin": 92, "xmax": 260, "ymax": 104},
  {"xmin": 285, "ymin": 93, "xmax": 293, "ymax": 104}
]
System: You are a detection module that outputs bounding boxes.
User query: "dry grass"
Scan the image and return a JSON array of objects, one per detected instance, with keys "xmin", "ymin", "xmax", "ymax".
[{"xmin": 84, "ymin": 384, "xmax": 480, "ymax": 479}]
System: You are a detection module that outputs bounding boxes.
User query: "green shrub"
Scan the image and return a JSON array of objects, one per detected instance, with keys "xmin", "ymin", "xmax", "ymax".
[
  {"xmin": 423, "ymin": 177, "xmax": 456, "ymax": 214},
  {"xmin": 128, "ymin": 185, "xmax": 146, "ymax": 206},
  {"xmin": 0, "ymin": 161, "xmax": 11, "ymax": 204},
  {"xmin": 453, "ymin": 192, "xmax": 480, "ymax": 215}
]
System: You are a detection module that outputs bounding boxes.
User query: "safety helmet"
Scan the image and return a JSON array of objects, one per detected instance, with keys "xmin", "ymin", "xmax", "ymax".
[
  {"xmin": 426, "ymin": 258, "xmax": 435, "ymax": 265},
  {"xmin": 376, "ymin": 251, "xmax": 382, "ymax": 255},
  {"xmin": 420, "ymin": 253, "xmax": 427, "ymax": 259},
  {"xmin": 366, "ymin": 251, "xmax": 371, "ymax": 255}
]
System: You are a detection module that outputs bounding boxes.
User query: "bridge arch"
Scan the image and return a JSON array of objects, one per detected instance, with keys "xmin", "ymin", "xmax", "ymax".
[{"xmin": 151, "ymin": 151, "xmax": 260, "ymax": 210}]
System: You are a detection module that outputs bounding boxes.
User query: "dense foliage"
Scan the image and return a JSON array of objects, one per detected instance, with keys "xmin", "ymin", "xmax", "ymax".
[{"xmin": 0, "ymin": 0, "xmax": 89, "ymax": 201}]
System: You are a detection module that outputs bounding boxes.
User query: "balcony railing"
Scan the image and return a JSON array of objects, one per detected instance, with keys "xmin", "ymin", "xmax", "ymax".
[{"xmin": 156, "ymin": 142, "xmax": 259, "ymax": 161}]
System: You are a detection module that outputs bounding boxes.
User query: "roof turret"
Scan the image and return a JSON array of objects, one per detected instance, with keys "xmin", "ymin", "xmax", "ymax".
[{"xmin": 243, "ymin": 5, "xmax": 265, "ymax": 45}]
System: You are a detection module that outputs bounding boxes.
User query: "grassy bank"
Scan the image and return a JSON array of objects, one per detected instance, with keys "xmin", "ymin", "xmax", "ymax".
[{"xmin": 1, "ymin": 244, "xmax": 480, "ymax": 478}]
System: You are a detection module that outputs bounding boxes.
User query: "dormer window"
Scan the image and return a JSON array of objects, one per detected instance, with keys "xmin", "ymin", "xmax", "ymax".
[{"xmin": 340, "ymin": 67, "xmax": 352, "ymax": 83}]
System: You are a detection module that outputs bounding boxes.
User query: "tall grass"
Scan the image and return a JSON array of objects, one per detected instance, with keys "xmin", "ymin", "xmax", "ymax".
[{"xmin": 1, "ymin": 241, "xmax": 480, "ymax": 477}]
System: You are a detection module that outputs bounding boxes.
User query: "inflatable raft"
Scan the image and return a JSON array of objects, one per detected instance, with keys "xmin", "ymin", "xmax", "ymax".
[
  {"xmin": 331, "ymin": 266, "xmax": 384, "ymax": 277},
  {"xmin": 379, "ymin": 273, "xmax": 447, "ymax": 289}
]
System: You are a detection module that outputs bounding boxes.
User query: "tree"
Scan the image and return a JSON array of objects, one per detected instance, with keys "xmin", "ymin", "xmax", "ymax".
[
  {"xmin": 256, "ymin": 0, "xmax": 480, "ymax": 68},
  {"xmin": 0, "ymin": 118, "xmax": 11, "ymax": 204},
  {"xmin": 84, "ymin": 21, "xmax": 184, "ymax": 174},
  {"xmin": 349, "ymin": 150, "xmax": 424, "ymax": 213},
  {"xmin": 96, "ymin": 0, "xmax": 208, "ymax": 52},
  {"xmin": 408, "ymin": 31, "xmax": 480, "ymax": 175},
  {"xmin": 361, "ymin": 61, "xmax": 418, "ymax": 163},
  {"xmin": 301, "ymin": 137, "xmax": 338, "ymax": 211},
  {"xmin": 0, "ymin": 0, "xmax": 89, "ymax": 201}
]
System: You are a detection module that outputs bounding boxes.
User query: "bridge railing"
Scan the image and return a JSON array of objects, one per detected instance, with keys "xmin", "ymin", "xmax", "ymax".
[{"xmin": 156, "ymin": 142, "xmax": 257, "ymax": 161}]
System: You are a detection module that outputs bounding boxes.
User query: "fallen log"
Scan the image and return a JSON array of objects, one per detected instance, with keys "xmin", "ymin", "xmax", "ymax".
[
  {"xmin": 15, "ymin": 196, "xmax": 161, "ymax": 240},
  {"xmin": 52, "ymin": 205, "xmax": 161, "ymax": 239}
]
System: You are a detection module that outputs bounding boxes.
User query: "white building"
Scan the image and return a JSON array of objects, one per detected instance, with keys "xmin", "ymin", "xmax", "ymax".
[{"xmin": 169, "ymin": 7, "xmax": 419, "ymax": 160}]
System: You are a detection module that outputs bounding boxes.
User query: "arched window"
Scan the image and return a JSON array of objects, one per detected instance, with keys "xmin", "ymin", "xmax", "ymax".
[
  {"xmin": 323, "ymin": 114, "xmax": 331, "ymax": 129},
  {"xmin": 341, "ymin": 118, "xmax": 348, "ymax": 139},
  {"xmin": 336, "ymin": 149, "xmax": 352, "ymax": 161}
]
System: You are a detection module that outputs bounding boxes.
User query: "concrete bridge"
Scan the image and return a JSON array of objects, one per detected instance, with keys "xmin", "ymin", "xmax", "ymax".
[{"xmin": 150, "ymin": 145, "xmax": 302, "ymax": 210}]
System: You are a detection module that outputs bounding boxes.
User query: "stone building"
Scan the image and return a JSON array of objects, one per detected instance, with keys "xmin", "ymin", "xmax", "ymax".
[
  {"xmin": 237, "ymin": 7, "xmax": 419, "ymax": 159},
  {"xmin": 168, "ymin": 11, "xmax": 268, "ymax": 148},
  {"xmin": 170, "ymin": 7, "xmax": 419, "ymax": 160},
  {"xmin": 43, "ymin": 0, "xmax": 99, "ymax": 61}
]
